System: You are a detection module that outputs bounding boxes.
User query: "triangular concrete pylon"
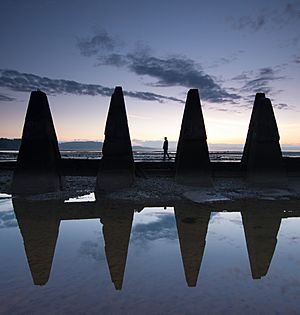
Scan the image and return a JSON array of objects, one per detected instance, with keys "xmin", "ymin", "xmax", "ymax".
[
  {"xmin": 241, "ymin": 93, "xmax": 265, "ymax": 165},
  {"xmin": 100, "ymin": 206, "xmax": 134, "ymax": 290},
  {"xmin": 242, "ymin": 96, "xmax": 286, "ymax": 184},
  {"xmin": 13, "ymin": 199, "xmax": 60, "ymax": 285},
  {"xmin": 175, "ymin": 89, "xmax": 211, "ymax": 185},
  {"xmin": 96, "ymin": 87, "xmax": 135, "ymax": 191},
  {"xmin": 174, "ymin": 204, "xmax": 210, "ymax": 287},
  {"xmin": 12, "ymin": 90, "xmax": 62, "ymax": 194},
  {"xmin": 241, "ymin": 210, "xmax": 281, "ymax": 279}
]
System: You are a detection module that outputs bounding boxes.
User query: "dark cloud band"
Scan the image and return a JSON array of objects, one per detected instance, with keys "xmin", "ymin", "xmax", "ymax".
[
  {"xmin": 77, "ymin": 31, "xmax": 241, "ymax": 104},
  {"xmin": 126, "ymin": 53, "xmax": 241, "ymax": 103},
  {"xmin": 0, "ymin": 94, "xmax": 15, "ymax": 102},
  {"xmin": 0, "ymin": 69, "xmax": 183, "ymax": 103},
  {"xmin": 76, "ymin": 30, "xmax": 119, "ymax": 56},
  {"xmin": 232, "ymin": 67, "xmax": 286, "ymax": 95}
]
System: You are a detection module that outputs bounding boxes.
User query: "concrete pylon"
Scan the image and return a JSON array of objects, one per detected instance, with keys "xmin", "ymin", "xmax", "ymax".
[
  {"xmin": 174, "ymin": 204, "xmax": 211, "ymax": 287},
  {"xmin": 241, "ymin": 93, "xmax": 265, "ymax": 165},
  {"xmin": 12, "ymin": 91, "xmax": 62, "ymax": 194},
  {"xmin": 242, "ymin": 96, "xmax": 286, "ymax": 184},
  {"xmin": 13, "ymin": 199, "xmax": 60, "ymax": 285},
  {"xmin": 175, "ymin": 89, "xmax": 211, "ymax": 186},
  {"xmin": 241, "ymin": 210, "xmax": 281, "ymax": 279},
  {"xmin": 96, "ymin": 87, "xmax": 134, "ymax": 191},
  {"xmin": 100, "ymin": 206, "xmax": 134, "ymax": 290}
]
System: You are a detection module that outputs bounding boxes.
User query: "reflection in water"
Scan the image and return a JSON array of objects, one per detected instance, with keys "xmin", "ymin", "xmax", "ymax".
[
  {"xmin": 12, "ymin": 198, "xmax": 135, "ymax": 289},
  {"xmin": 100, "ymin": 207, "xmax": 134, "ymax": 290},
  {"xmin": 241, "ymin": 210, "xmax": 281, "ymax": 279},
  {"xmin": 13, "ymin": 199, "xmax": 60, "ymax": 285},
  {"xmin": 174, "ymin": 204, "xmax": 210, "ymax": 287},
  {"xmin": 8, "ymin": 197, "xmax": 300, "ymax": 293}
]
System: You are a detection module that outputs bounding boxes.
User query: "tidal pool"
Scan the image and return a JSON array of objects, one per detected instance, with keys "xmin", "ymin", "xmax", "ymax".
[{"xmin": 0, "ymin": 196, "xmax": 300, "ymax": 314}]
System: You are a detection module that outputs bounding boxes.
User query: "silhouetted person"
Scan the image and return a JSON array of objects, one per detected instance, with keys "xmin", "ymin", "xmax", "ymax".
[{"xmin": 163, "ymin": 137, "xmax": 171, "ymax": 160}]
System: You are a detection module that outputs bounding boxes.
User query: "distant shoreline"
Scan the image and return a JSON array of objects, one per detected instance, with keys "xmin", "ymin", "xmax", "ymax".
[{"xmin": 1, "ymin": 138, "xmax": 300, "ymax": 152}]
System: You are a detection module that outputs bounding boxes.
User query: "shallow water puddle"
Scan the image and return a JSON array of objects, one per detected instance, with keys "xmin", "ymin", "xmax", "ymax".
[{"xmin": 0, "ymin": 198, "xmax": 299, "ymax": 314}]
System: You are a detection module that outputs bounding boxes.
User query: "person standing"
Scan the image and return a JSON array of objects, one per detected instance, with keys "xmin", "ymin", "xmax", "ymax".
[{"xmin": 163, "ymin": 137, "xmax": 171, "ymax": 160}]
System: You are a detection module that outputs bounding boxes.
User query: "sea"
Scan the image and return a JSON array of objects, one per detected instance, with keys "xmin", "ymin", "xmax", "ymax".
[{"xmin": 1, "ymin": 150, "xmax": 300, "ymax": 162}]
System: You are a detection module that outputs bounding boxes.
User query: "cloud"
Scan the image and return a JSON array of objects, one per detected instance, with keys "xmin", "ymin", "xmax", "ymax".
[
  {"xmin": 77, "ymin": 213, "xmax": 178, "ymax": 261},
  {"xmin": 0, "ymin": 94, "xmax": 15, "ymax": 102},
  {"xmin": 127, "ymin": 53, "xmax": 237, "ymax": 102},
  {"xmin": 0, "ymin": 69, "xmax": 183, "ymax": 103},
  {"xmin": 97, "ymin": 53, "xmax": 128, "ymax": 67},
  {"xmin": 0, "ymin": 210, "xmax": 18, "ymax": 229},
  {"xmin": 231, "ymin": 67, "xmax": 291, "ymax": 110},
  {"xmin": 207, "ymin": 51, "xmax": 245, "ymax": 69},
  {"xmin": 124, "ymin": 90, "xmax": 183, "ymax": 103},
  {"xmin": 77, "ymin": 30, "xmax": 120, "ymax": 56},
  {"xmin": 294, "ymin": 56, "xmax": 300, "ymax": 63},
  {"xmin": 226, "ymin": 1, "xmax": 300, "ymax": 32},
  {"xmin": 98, "ymin": 51, "xmax": 241, "ymax": 103},
  {"xmin": 232, "ymin": 67, "xmax": 286, "ymax": 95},
  {"xmin": 226, "ymin": 15, "xmax": 267, "ymax": 31},
  {"xmin": 274, "ymin": 103, "xmax": 289, "ymax": 110},
  {"xmin": 131, "ymin": 213, "xmax": 178, "ymax": 243},
  {"xmin": 285, "ymin": 1, "xmax": 300, "ymax": 20},
  {"xmin": 77, "ymin": 31, "xmax": 241, "ymax": 104},
  {"xmin": 79, "ymin": 240, "xmax": 105, "ymax": 262}
]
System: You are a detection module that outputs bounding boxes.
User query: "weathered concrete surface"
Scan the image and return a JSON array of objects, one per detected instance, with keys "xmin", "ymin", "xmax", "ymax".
[
  {"xmin": 96, "ymin": 87, "xmax": 135, "ymax": 191},
  {"xmin": 175, "ymin": 89, "xmax": 211, "ymax": 186},
  {"xmin": 12, "ymin": 91, "xmax": 63, "ymax": 194},
  {"xmin": 13, "ymin": 199, "xmax": 60, "ymax": 285},
  {"xmin": 174, "ymin": 204, "xmax": 210, "ymax": 287},
  {"xmin": 100, "ymin": 207, "xmax": 134, "ymax": 290},
  {"xmin": 241, "ymin": 210, "xmax": 281, "ymax": 279},
  {"xmin": 242, "ymin": 96, "xmax": 286, "ymax": 185}
]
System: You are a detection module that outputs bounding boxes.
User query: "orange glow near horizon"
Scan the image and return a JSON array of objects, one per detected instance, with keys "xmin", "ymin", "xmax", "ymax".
[
  {"xmin": 1, "ymin": 117, "xmax": 300, "ymax": 146},
  {"xmin": 1, "ymin": 98, "xmax": 299, "ymax": 146}
]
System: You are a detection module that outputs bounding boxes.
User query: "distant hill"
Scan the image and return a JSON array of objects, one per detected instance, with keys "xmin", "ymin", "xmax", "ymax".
[
  {"xmin": 0, "ymin": 138, "xmax": 21, "ymax": 150},
  {"xmin": 0, "ymin": 138, "xmax": 156, "ymax": 151},
  {"xmin": 59, "ymin": 141, "xmax": 155, "ymax": 151},
  {"xmin": 59, "ymin": 141, "xmax": 103, "ymax": 151}
]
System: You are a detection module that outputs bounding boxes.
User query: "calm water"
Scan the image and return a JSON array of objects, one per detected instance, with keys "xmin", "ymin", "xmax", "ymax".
[{"xmin": 0, "ymin": 195, "xmax": 300, "ymax": 314}]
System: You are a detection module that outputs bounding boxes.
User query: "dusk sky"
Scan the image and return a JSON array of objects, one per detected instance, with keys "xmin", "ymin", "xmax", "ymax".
[{"xmin": 0, "ymin": 0, "xmax": 299, "ymax": 146}]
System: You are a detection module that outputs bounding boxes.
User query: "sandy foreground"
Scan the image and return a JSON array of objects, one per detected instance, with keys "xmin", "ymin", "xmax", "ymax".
[{"xmin": 1, "ymin": 169, "xmax": 300, "ymax": 204}]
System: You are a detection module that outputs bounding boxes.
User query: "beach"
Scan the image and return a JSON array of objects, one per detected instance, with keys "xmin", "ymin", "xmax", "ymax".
[{"xmin": 1, "ymin": 167, "xmax": 300, "ymax": 205}]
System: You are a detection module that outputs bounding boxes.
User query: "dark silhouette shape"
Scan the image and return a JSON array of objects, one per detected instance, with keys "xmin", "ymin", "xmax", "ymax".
[
  {"xmin": 13, "ymin": 198, "xmax": 60, "ymax": 285},
  {"xmin": 100, "ymin": 206, "xmax": 134, "ymax": 290},
  {"xmin": 242, "ymin": 95, "xmax": 286, "ymax": 184},
  {"xmin": 163, "ymin": 136, "xmax": 171, "ymax": 160},
  {"xmin": 12, "ymin": 90, "xmax": 63, "ymax": 194},
  {"xmin": 96, "ymin": 86, "xmax": 135, "ymax": 191},
  {"xmin": 174, "ymin": 204, "xmax": 211, "ymax": 287},
  {"xmin": 175, "ymin": 89, "xmax": 211, "ymax": 185},
  {"xmin": 241, "ymin": 210, "xmax": 281, "ymax": 279},
  {"xmin": 241, "ymin": 93, "xmax": 265, "ymax": 166}
]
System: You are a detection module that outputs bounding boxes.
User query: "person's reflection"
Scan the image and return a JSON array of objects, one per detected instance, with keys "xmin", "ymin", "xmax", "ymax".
[
  {"xmin": 12, "ymin": 198, "xmax": 61, "ymax": 286},
  {"xmin": 100, "ymin": 205, "xmax": 134, "ymax": 290},
  {"xmin": 174, "ymin": 204, "xmax": 211, "ymax": 287},
  {"xmin": 241, "ymin": 210, "xmax": 282, "ymax": 279}
]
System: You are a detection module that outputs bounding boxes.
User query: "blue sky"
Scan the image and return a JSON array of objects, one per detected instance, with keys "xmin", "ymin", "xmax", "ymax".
[{"xmin": 0, "ymin": 0, "xmax": 299, "ymax": 144}]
